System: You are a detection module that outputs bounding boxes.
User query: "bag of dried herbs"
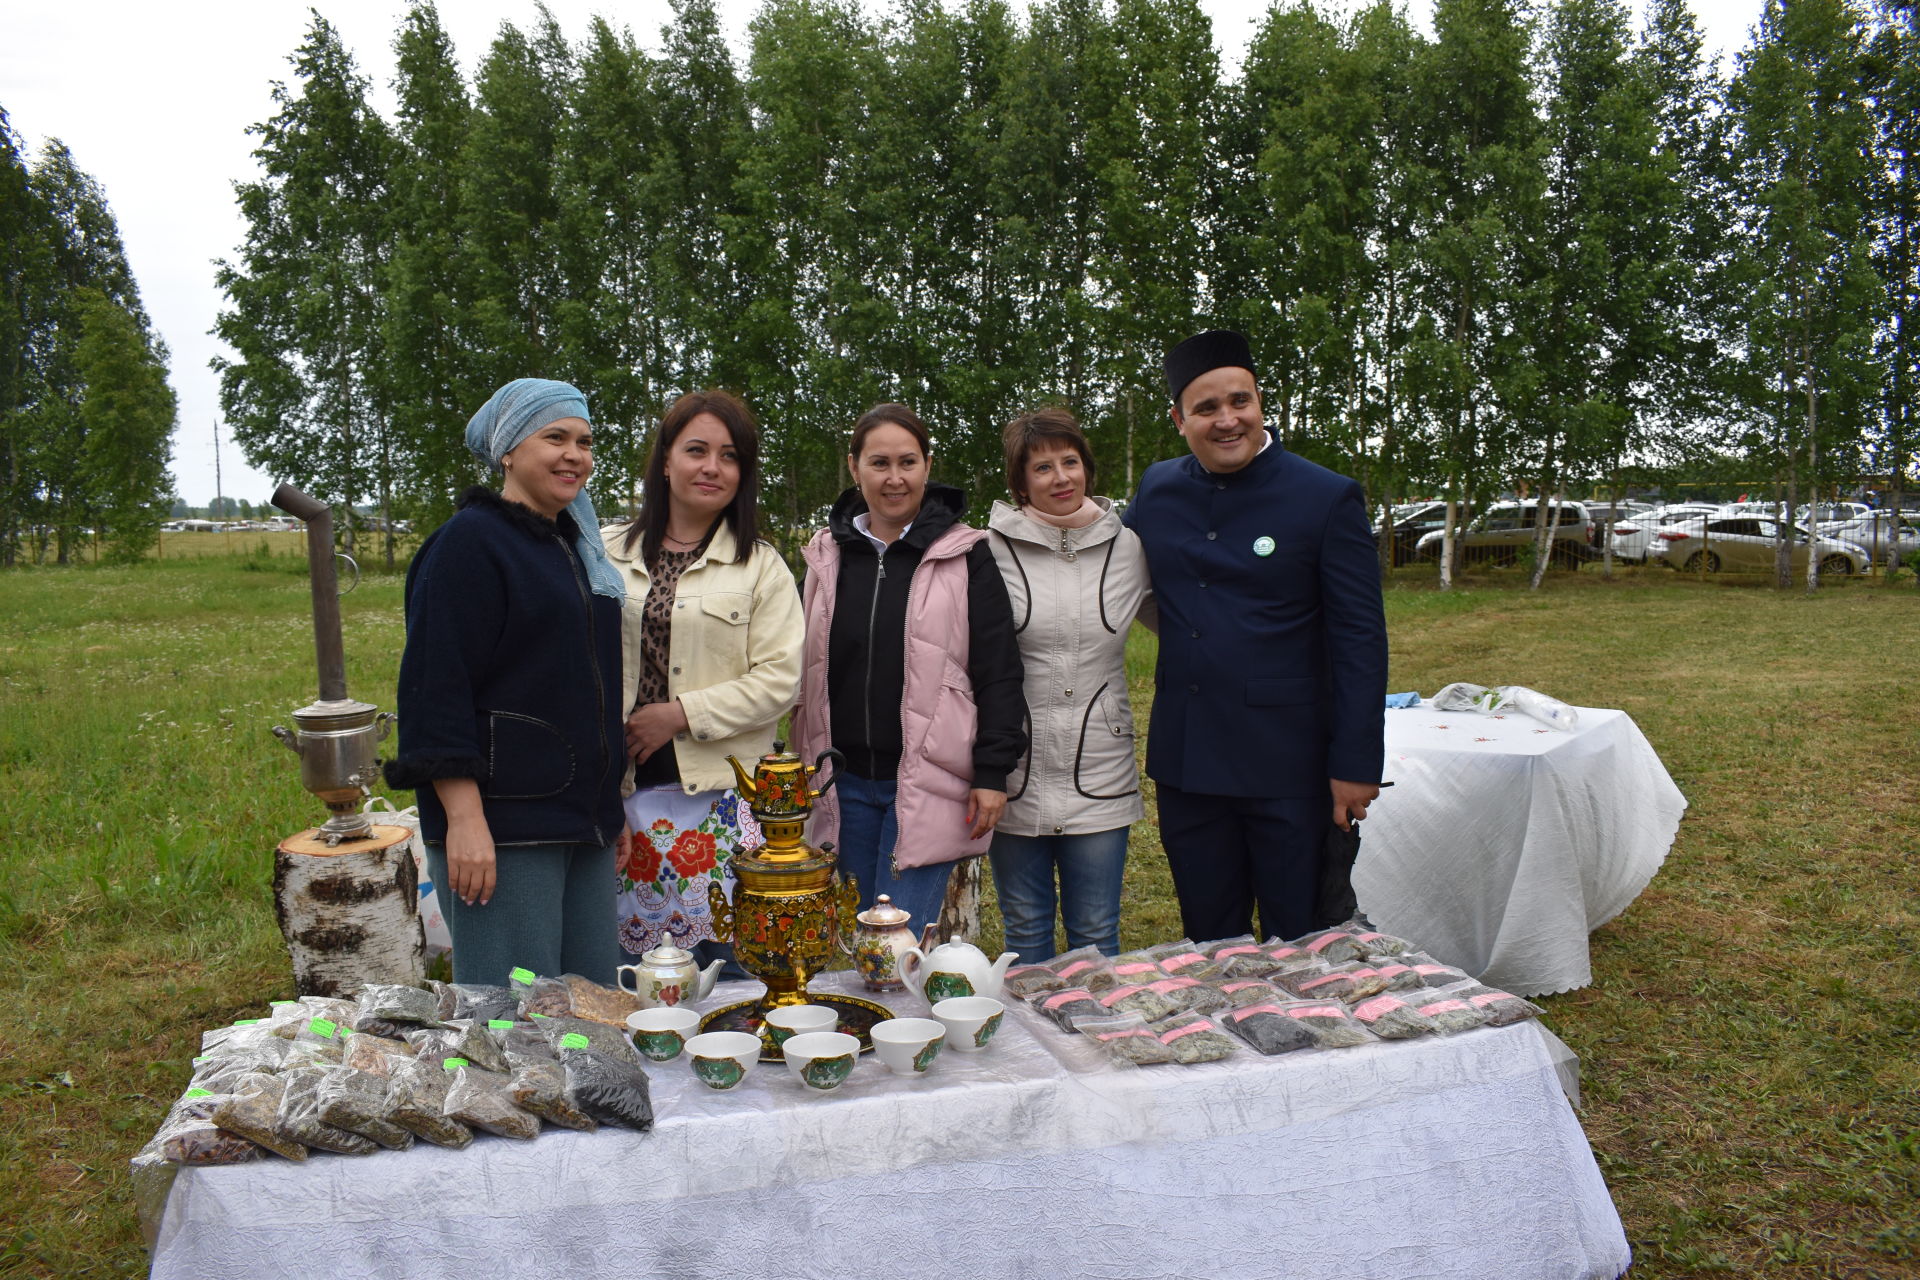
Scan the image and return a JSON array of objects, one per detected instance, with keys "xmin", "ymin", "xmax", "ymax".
[
  {"xmin": 1272, "ymin": 1000, "xmax": 1377, "ymax": 1049},
  {"xmin": 1454, "ymin": 984, "xmax": 1544, "ymax": 1027},
  {"xmin": 385, "ymin": 1056, "xmax": 474, "ymax": 1149},
  {"xmin": 1034, "ymin": 987, "xmax": 1107, "ymax": 1031},
  {"xmin": 315, "ymin": 1066, "xmax": 415, "ymax": 1150},
  {"xmin": 1074, "ymin": 1014, "xmax": 1174, "ymax": 1066},
  {"xmin": 560, "ymin": 1041, "xmax": 655, "ymax": 1130},
  {"xmin": 276, "ymin": 1066, "xmax": 379, "ymax": 1154},
  {"xmin": 1221, "ymin": 1003, "xmax": 1318, "ymax": 1056},
  {"xmin": 1348, "ymin": 993, "xmax": 1438, "ymax": 1040},
  {"xmin": 443, "ymin": 1061, "xmax": 540, "ymax": 1140},
  {"xmin": 349, "ymin": 983, "xmax": 445, "ymax": 1037},
  {"xmin": 1142, "ymin": 1012, "xmax": 1238, "ymax": 1063},
  {"xmin": 209, "ymin": 1072, "xmax": 309, "ymax": 1161}
]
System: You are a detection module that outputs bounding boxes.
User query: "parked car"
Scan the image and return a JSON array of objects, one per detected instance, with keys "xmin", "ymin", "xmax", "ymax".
[
  {"xmin": 1413, "ymin": 500, "xmax": 1595, "ymax": 567},
  {"xmin": 1814, "ymin": 512, "xmax": 1920, "ymax": 566},
  {"xmin": 1606, "ymin": 504, "xmax": 1718, "ymax": 562},
  {"xmin": 1654, "ymin": 516, "xmax": 1869, "ymax": 575},
  {"xmin": 1793, "ymin": 501, "xmax": 1872, "ymax": 525},
  {"xmin": 1374, "ymin": 500, "xmax": 1458, "ymax": 566},
  {"xmin": 1584, "ymin": 500, "xmax": 1657, "ymax": 550}
]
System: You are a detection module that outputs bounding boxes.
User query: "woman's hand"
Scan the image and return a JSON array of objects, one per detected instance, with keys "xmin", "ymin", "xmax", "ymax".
[
  {"xmin": 965, "ymin": 788, "xmax": 1007, "ymax": 841},
  {"xmin": 433, "ymin": 777, "xmax": 496, "ymax": 906},
  {"xmin": 627, "ymin": 700, "xmax": 690, "ymax": 764}
]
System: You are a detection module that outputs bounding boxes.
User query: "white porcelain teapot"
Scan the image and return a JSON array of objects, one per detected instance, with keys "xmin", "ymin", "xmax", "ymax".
[
  {"xmin": 616, "ymin": 935, "xmax": 725, "ymax": 1008},
  {"xmin": 898, "ymin": 937, "xmax": 1016, "ymax": 1003}
]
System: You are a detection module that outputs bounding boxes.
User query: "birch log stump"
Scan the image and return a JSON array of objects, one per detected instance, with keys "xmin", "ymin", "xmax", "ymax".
[
  {"xmin": 273, "ymin": 825, "xmax": 425, "ymax": 996},
  {"xmin": 934, "ymin": 855, "xmax": 983, "ymax": 945}
]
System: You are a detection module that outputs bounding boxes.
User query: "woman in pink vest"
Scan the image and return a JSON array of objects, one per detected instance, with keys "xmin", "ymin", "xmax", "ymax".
[{"xmin": 793, "ymin": 404, "xmax": 1028, "ymax": 937}]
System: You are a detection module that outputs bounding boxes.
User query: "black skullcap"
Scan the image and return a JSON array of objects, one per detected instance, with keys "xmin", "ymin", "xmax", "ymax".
[{"xmin": 1164, "ymin": 329, "xmax": 1255, "ymax": 407}]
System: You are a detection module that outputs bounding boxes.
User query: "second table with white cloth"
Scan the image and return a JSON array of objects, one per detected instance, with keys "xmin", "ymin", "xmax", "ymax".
[{"xmin": 1354, "ymin": 704, "xmax": 1687, "ymax": 997}]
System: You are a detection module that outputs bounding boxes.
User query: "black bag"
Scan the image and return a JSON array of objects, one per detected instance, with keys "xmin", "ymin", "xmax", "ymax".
[{"xmin": 1312, "ymin": 821, "xmax": 1362, "ymax": 929}]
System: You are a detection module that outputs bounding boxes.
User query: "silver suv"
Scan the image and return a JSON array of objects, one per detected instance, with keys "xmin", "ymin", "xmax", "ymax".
[{"xmin": 1413, "ymin": 500, "xmax": 1596, "ymax": 567}]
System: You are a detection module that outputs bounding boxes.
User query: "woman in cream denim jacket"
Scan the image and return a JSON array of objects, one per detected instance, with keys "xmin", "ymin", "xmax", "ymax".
[{"xmin": 603, "ymin": 391, "xmax": 803, "ymax": 969}]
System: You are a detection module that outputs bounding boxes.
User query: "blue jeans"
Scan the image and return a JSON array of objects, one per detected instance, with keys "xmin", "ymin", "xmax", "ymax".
[
  {"xmin": 987, "ymin": 827, "xmax": 1130, "ymax": 962},
  {"xmin": 833, "ymin": 772, "xmax": 955, "ymax": 938},
  {"xmin": 425, "ymin": 839, "xmax": 621, "ymax": 986}
]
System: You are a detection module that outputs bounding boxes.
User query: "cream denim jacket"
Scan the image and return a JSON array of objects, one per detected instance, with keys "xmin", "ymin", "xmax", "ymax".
[{"xmin": 603, "ymin": 522, "xmax": 804, "ymax": 796}]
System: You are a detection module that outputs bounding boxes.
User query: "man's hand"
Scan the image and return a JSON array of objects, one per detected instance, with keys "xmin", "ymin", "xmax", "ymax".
[
  {"xmin": 1330, "ymin": 778, "xmax": 1381, "ymax": 831},
  {"xmin": 627, "ymin": 700, "xmax": 689, "ymax": 764},
  {"xmin": 965, "ymin": 788, "xmax": 1007, "ymax": 841}
]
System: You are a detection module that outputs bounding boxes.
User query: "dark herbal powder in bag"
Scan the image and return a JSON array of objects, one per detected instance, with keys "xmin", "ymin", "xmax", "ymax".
[
  {"xmin": 1146, "ymin": 1013, "xmax": 1238, "ymax": 1063},
  {"xmin": 1223, "ymin": 1004, "xmax": 1318, "ymax": 1055},
  {"xmin": 386, "ymin": 1056, "xmax": 475, "ymax": 1149},
  {"xmin": 560, "ymin": 1045, "xmax": 655, "ymax": 1131},
  {"xmin": 1036, "ymin": 987, "xmax": 1107, "ymax": 1031},
  {"xmin": 438, "ymin": 983, "xmax": 520, "ymax": 1024},
  {"xmin": 351, "ymin": 984, "xmax": 444, "ymax": 1035},
  {"xmin": 443, "ymin": 1063, "xmax": 540, "ymax": 1140},
  {"xmin": 1278, "ymin": 1002, "xmax": 1377, "ymax": 1049},
  {"xmin": 1349, "ymin": 994, "xmax": 1437, "ymax": 1040}
]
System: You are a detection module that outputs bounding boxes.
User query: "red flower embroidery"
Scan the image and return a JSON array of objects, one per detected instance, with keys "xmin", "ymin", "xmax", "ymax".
[
  {"xmin": 668, "ymin": 829, "xmax": 719, "ymax": 879},
  {"xmin": 621, "ymin": 838, "xmax": 662, "ymax": 885},
  {"xmin": 650, "ymin": 818, "xmax": 675, "ymax": 834}
]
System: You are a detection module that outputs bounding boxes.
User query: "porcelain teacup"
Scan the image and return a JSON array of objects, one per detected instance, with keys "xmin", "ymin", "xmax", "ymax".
[
  {"xmin": 685, "ymin": 1031, "xmax": 760, "ymax": 1090},
  {"xmin": 870, "ymin": 1017, "xmax": 946, "ymax": 1074},
  {"xmin": 626, "ymin": 1007, "xmax": 701, "ymax": 1062},
  {"xmin": 930, "ymin": 996, "xmax": 1005, "ymax": 1052},
  {"xmin": 782, "ymin": 1030, "xmax": 859, "ymax": 1092},
  {"xmin": 762, "ymin": 1003, "xmax": 838, "ymax": 1052}
]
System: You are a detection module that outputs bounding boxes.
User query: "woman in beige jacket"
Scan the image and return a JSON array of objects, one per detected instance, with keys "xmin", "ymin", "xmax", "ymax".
[
  {"xmin": 986, "ymin": 408, "xmax": 1152, "ymax": 959},
  {"xmin": 605, "ymin": 391, "xmax": 803, "ymax": 972}
]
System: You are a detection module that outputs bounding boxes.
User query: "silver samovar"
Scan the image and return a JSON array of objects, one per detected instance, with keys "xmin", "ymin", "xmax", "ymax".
[{"xmin": 269, "ymin": 484, "xmax": 393, "ymax": 844}]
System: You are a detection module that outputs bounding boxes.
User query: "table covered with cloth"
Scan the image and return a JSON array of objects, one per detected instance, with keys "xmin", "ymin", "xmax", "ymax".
[
  {"xmin": 1355, "ymin": 704, "xmax": 1687, "ymax": 997},
  {"xmin": 150, "ymin": 972, "xmax": 1630, "ymax": 1280}
]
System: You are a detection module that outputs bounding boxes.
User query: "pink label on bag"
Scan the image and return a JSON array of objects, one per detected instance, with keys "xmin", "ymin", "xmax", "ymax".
[
  {"xmin": 1352, "ymin": 996, "xmax": 1404, "ymax": 1020},
  {"xmin": 1267, "ymin": 947, "xmax": 1305, "ymax": 959},
  {"xmin": 1216, "ymin": 946, "xmax": 1263, "ymax": 958},
  {"xmin": 1095, "ymin": 1027, "xmax": 1154, "ymax": 1042},
  {"xmin": 1100, "ymin": 986, "xmax": 1146, "ymax": 1007},
  {"xmin": 1306, "ymin": 933, "xmax": 1352, "ymax": 953},
  {"xmin": 1147, "ymin": 978, "xmax": 1200, "ymax": 993},
  {"xmin": 1349, "ymin": 967, "xmax": 1379, "ymax": 979},
  {"xmin": 1469, "ymin": 992, "xmax": 1513, "ymax": 1008},
  {"xmin": 1374, "ymin": 965, "xmax": 1410, "ymax": 979},
  {"xmin": 1112, "ymin": 962, "xmax": 1159, "ymax": 976},
  {"xmin": 1230, "ymin": 1004, "xmax": 1290, "ymax": 1021},
  {"xmin": 1164, "ymin": 952, "xmax": 1208, "ymax": 969},
  {"xmin": 1056, "ymin": 960, "xmax": 1097, "ymax": 979},
  {"xmin": 1286, "ymin": 1005, "xmax": 1345, "ymax": 1020},
  {"xmin": 1041, "ymin": 990, "xmax": 1089, "ymax": 1011},
  {"xmin": 1419, "ymin": 1000, "xmax": 1469, "ymax": 1016},
  {"xmin": 1298, "ymin": 974, "xmax": 1347, "ymax": 993},
  {"xmin": 1158, "ymin": 1022, "xmax": 1210, "ymax": 1044},
  {"xmin": 1007, "ymin": 965, "xmax": 1049, "ymax": 978},
  {"xmin": 1413, "ymin": 965, "xmax": 1454, "ymax": 976},
  {"xmin": 1221, "ymin": 981, "xmax": 1270, "ymax": 994}
]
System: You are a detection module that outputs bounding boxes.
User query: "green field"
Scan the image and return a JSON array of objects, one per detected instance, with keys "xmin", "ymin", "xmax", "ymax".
[{"xmin": 0, "ymin": 556, "xmax": 1916, "ymax": 1278}]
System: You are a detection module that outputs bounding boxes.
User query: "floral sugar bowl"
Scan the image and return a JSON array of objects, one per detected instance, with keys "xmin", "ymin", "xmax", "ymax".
[
  {"xmin": 852, "ymin": 895, "xmax": 937, "ymax": 992},
  {"xmin": 616, "ymin": 935, "xmax": 724, "ymax": 1008}
]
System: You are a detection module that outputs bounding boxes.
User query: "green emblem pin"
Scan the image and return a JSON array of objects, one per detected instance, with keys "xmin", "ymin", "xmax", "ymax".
[{"xmin": 1253, "ymin": 536, "xmax": 1276, "ymax": 557}]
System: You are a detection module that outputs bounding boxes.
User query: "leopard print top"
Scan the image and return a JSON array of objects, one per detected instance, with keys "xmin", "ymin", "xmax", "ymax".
[{"xmin": 635, "ymin": 547, "xmax": 698, "ymax": 710}]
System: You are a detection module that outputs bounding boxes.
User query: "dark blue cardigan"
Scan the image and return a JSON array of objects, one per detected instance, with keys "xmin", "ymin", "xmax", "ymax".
[
  {"xmin": 385, "ymin": 486, "xmax": 624, "ymax": 847},
  {"xmin": 1125, "ymin": 437, "xmax": 1387, "ymax": 798}
]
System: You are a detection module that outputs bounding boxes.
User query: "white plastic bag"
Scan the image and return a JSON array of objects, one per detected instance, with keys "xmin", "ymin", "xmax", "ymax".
[
  {"xmin": 365, "ymin": 796, "xmax": 451, "ymax": 954},
  {"xmin": 1429, "ymin": 682, "xmax": 1579, "ymax": 731}
]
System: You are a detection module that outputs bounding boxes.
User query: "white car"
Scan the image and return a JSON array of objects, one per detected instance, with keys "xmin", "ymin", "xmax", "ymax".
[
  {"xmin": 1814, "ymin": 513, "xmax": 1920, "ymax": 566},
  {"xmin": 1606, "ymin": 505, "xmax": 1718, "ymax": 562},
  {"xmin": 1654, "ymin": 516, "xmax": 1869, "ymax": 575}
]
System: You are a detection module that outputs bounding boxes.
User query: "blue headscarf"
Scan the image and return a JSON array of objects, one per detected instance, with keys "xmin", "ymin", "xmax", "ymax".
[{"xmin": 465, "ymin": 378, "xmax": 624, "ymax": 600}]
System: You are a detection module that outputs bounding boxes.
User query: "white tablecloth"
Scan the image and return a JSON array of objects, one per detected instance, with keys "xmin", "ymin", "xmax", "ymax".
[
  {"xmin": 1355, "ymin": 705, "xmax": 1687, "ymax": 996},
  {"xmin": 151, "ymin": 974, "xmax": 1629, "ymax": 1280}
]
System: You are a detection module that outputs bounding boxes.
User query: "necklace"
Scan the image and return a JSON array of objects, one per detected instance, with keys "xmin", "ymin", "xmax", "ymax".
[{"xmin": 662, "ymin": 530, "xmax": 703, "ymax": 549}]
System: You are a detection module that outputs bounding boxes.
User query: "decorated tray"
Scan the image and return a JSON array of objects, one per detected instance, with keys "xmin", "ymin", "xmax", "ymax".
[{"xmin": 698, "ymin": 991, "xmax": 897, "ymax": 1063}]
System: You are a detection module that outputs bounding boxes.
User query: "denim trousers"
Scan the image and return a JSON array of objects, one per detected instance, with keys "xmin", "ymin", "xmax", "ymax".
[
  {"xmin": 833, "ymin": 772, "xmax": 956, "ymax": 938},
  {"xmin": 987, "ymin": 826, "xmax": 1130, "ymax": 962},
  {"xmin": 425, "ymin": 839, "xmax": 621, "ymax": 987}
]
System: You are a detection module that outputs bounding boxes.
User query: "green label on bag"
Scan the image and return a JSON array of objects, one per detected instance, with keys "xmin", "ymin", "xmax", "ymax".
[
  {"xmin": 232, "ymin": 1019, "xmax": 259, "ymax": 1026},
  {"xmin": 443, "ymin": 1058, "xmax": 468, "ymax": 1070},
  {"xmin": 270, "ymin": 1000, "xmax": 295, "ymax": 1007},
  {"xmin": 560, "ymin": 1033, "xmax": 590, "ymax": 1049},
  {"xmin": 488, "ymin": 1020, "xmax": 515, "ymax": 1030},
  {"xmin": 529, "ymin": 1013, "xmax": 550, "ymax": 1020},
  {"xmin": 184, "ymin": 1088, "xmax": 213, "ymax": 1099},
  {"xmin": 192, "ymin": 1057, "xmax": 208, "ymax": 1065},
  {"xmin": 509, "ymin": 967, "xmax": 535, "ymax": 985},
  {"xmin": 310, "ymin": 1018, "xmax": 337, "ymax": 1039}
]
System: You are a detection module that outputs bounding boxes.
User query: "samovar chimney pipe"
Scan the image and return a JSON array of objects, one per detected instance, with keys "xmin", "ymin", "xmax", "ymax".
[{"xmin": 272, "ymin": 483, "xmax": 347, "ymax": 702}]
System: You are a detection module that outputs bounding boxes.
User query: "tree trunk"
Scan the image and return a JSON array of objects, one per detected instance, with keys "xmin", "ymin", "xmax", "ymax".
[
  {"xmin": 273, "ymin": 825, "xmax": 425, "ymax": 997},
  {"xmin": 933, "ymin": 856, "xmax": 983, "ymax": 947}
]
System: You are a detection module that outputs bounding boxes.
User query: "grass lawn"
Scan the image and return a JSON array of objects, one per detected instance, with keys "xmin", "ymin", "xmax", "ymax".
[{"xmin": 0, "ymin": 553, "xmax": 1915, "ymax": 1278}]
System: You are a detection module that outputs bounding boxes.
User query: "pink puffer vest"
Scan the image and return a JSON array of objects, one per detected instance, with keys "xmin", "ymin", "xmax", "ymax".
[{"xmin": 795, "ymin": 523, "xmax": 989, "ymax": 870}]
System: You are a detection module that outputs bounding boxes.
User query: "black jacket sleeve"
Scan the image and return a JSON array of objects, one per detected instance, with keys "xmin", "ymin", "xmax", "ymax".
[
  {"xmin": 385, "ymin": 523, "xmax": 504, "ymax": 789},
  {"xmin": 963, "ymin": 541, "xmax": 1029, "ymax": 792}
]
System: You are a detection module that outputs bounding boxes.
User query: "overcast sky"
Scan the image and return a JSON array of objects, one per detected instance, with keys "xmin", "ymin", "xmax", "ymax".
[{"xmin": 2, "ymin": 0, "xmax": 1763, "ymax": 508}]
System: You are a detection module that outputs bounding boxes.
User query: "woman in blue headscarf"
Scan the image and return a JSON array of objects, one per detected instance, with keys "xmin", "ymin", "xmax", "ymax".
[{"xmin": 385, "ymin": 379, "xmax": 627, "ymax": 985}]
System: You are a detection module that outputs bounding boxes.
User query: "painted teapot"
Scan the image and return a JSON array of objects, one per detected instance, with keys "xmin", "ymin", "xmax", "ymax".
[
  {"xmin": 616, "ymin": 935, "xmax": 724, "ymax": 1008},
  {"xmin": 898, "ymin": 937, "xmax": 1016, "ymax": 1003},
  {"xmin": 853, "ymin": 894, "xmax": 939, "ymax": 992}
]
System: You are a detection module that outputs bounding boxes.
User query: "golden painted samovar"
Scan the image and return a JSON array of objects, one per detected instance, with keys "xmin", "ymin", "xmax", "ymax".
[{"xmin": 709, "ymin": 744, "xmax": 859, "ymax": 1013}]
